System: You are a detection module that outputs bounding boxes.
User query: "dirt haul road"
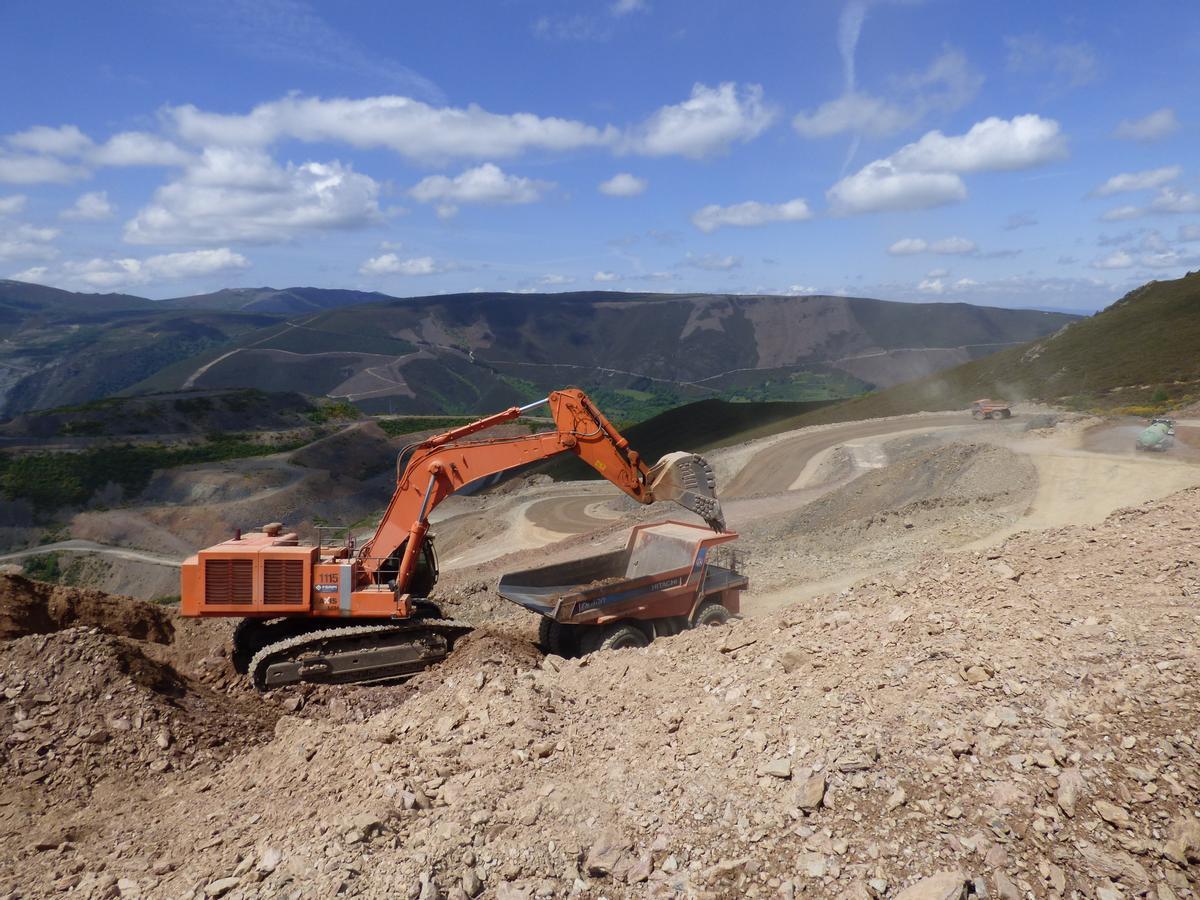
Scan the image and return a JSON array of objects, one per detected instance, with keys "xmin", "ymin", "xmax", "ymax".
[{"xmin": 439, "ymin": 410, "xmax": 1200, "ymax": 615}]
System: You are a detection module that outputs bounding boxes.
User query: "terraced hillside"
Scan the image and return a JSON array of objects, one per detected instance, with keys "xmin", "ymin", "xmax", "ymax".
[
  {"xmin": 0, "ymin": 279, "xmax": 1077, "ymax": 419},
  {"xmin": 139, "ymin": 290, "xmax": 1076, "ymax": 417},
  {"xmin": 0, "ymin": 281, "xmax": 281, "ymax": 417}
]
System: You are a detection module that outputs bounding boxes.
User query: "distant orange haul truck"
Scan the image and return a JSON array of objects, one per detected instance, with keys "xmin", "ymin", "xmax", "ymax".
[{"xmin": 971, "ymin": 399, "xmax": 1012, "ymax": 420}]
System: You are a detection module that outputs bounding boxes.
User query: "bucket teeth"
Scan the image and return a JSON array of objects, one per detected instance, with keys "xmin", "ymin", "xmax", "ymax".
[{"xmin": 646, "ymin": 451, "xmax": 726, "ymax": 532}]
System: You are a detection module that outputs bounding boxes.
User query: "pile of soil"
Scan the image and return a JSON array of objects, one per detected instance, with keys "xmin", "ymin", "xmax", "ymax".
[
  {"xmin": 10, "ymin": 486, "xmax": 1195, "ymax": 899},
  {"xmin": 0, "ymin": 628, "xmax": 275, "ymax": 801},
  {"xmin": 0, "ymin": 574, "xmax": 174, "ymax": 643},
  {"xmin": 0, "ymin": 574, "xmax": 278, "ymax": 879}
]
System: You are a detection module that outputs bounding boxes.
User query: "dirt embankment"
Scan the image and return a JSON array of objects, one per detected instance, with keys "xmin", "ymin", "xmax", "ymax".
[
  {"xmin": 0, "ymin": 575, "xmax": 174, "ymax": 643},
  {"xmin": 0, "ymin": 576, "xmax": 278, "ymax": 854},
  {"xmin": 736, "ymin": 440, "xmax": 1037, "ymax": 596}
]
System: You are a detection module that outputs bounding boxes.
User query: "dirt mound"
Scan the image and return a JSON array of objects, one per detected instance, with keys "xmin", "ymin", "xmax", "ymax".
[
  {"xmin": 0, "ymin": 574, "xmax": 174, "ymax": 643},
  {"xmin": 0, "ymin": 627, "xmax": 277, "ymax": 807}
]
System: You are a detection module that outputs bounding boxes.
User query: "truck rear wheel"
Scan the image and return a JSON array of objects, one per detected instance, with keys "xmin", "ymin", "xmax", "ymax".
[
  {"xmin": 692, "ymin": 599, "xmax": 730, "ymax": 627},
  {"xmin": 583, "ymin": 622, "xmax": 650, "ymax": 654}
]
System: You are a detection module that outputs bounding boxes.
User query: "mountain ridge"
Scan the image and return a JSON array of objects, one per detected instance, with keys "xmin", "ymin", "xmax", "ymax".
[{"xmin": 0, "ymin": 280, "xmax": 1079, "ymax": 419}]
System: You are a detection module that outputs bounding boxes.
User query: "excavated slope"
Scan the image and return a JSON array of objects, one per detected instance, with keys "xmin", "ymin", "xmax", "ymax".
[{"xmin": 1, "ymin": 488, "xmax": 1198, "ymax": 897}]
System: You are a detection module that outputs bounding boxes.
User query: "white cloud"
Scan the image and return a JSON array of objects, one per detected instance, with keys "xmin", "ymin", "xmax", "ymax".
[
  {"xmin": 593, "ymin": 271, "xmax": 621, "ymax": 282},
  {"xmin": 887, "ymin": 236, "xmax": 977, "ymax": 256},
  {"xmin": 0, "ymin": 154, "xmax": 89, "ymax": 184},
  {"xmin": 61, "ymin": 191, "xmax": 114, "ymax": 221},
  {"xmin": 1179, "ymin": 225, "xmax": 1200, "ymax": 242},
  {"xmin": 827, "ymin": 115, "xmax": 1064, "ymax": 215},
  {"xmin": 1097, "ymin": 187, "xmax": 1200, "ymax": 222},
  {"xmin": 890, "ymin": 115, "xmax": 1067, "ymax": 174},
  {"xmin": 538, "ymin": 273, "xmax": 574, "ymax": 285},
  {"xmin": 1091, "ymin": 250, "xmax": 1133, "ymax": 269},
  {"xmin": 409, "ymin": 163, "xmax": 552, "ymax": 218},
  {"xmin": 1149, "ymin": 187, "xmax": 1200, "ymax": 214},
  {"xmin": 598, "ymin": 172, "xmax": 647, "ymax": 197},
  {"xmin": 690, "ymin": 198, "xmax": 811, "ymax": 232},
  {"xmin": 1004, "ymin": 35, "xmax": 1098, "ymax": 90},
  {"xmin": 1114, "ymin": 108, "xmax": 1180, "ymax": 142},
  {"xmin": 1090, "ymin": 165, "xmax": 1181, "ymax": 197},
  {"xmin": 140, "ymin": 248, "xmax": 250, "ymax": 279},
  {"xmin": 930, "ymin": 237, "xmax": 976, "ymax": 255},
  {"xmin": 14, "ymin": 247, "xmax": 248, "ymax": 290},
  {"xmin": 0, "ymin": 223, "xmax": 60, "ymax": 262},
  {"xmin": 90, "ymin": 132, "xmax": 191, "ymax": 167},
  {"xmin": 170, "ymin": 95, "xmax": 618, "ymax": 164},
  {"xmin": 793, "ymin": 93, "xmax": 915, "ymax": 140},
  {"xmin": 785, "ymin": 284, "xmax": 817, "ymax": 295},
  {"xmin": 828, "ymin": 162, "xmax": 966, "ymax": 215},
  {"xmin": 888, "ymin": 238, "xmax": 927, "ymax": 255},
  {"xmin": 625, "ymin": 83, "xmax": 775, "ymax": 159},
  {"xmin": 917, "ymin": 277, "xmax": 945, "ymax": 294},
  {"xmin": 794, "ymin": 49, "xmax": 981, "ymax": 139},
  {"xmin": 1100, "ymin": 205, "xmax": 1143, "ymax": 222},
  {"xmin": 6, "ymin": 124, "xmax": 93, "ymax": 156},
  {"xmin": 0, "ymin": 195, "xmax": 26, "ymax": 216},
  {"xmin": 1140, "ymin": 249, "xmax": 1200, "ymax": 269},
  {"xmin": 123, "ymin": 147, "xmax": 382, "ymax": 244},
  {"xmin": 359, "ymin": 254, "xmax": 450, "ymax": 276},
  {"xmin": 683, "ymin": 253, "xmax": 741, "ymax": 271}
]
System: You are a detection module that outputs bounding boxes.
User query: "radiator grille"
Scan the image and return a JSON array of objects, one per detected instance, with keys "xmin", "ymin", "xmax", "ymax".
[
  {"xmin": 263, "ymin": 559, "xmax": 305, "ymax": 605},
  {"xmin": 203, "ymin": 558, "xmax": 253, "ymax": 605}
]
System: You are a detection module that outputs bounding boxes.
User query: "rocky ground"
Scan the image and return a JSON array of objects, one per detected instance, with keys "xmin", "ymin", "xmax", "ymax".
[{"xmin": 1, "ymin": 476, "xmax": 1198, "ymax": 897}]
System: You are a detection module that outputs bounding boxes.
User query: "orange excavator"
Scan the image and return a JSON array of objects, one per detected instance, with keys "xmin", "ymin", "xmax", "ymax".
[{"xmin": 180, "ymin": 389, "xmax": 725, "ymax": 688}]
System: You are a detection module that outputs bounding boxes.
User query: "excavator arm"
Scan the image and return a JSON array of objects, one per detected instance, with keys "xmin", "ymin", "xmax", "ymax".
[{"xmin": 359, "ymin": 388, "xmax": 724, "ymax": 592}]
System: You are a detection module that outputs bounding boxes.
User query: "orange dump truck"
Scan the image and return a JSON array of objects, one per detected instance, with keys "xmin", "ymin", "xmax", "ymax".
[
  {"xmin": 971, "ymin": 399, "xmax": 1012, "ymax": 420},
  {"xmin": 499, "ymin": 520, "xmax": 747, "ymax": 656}
]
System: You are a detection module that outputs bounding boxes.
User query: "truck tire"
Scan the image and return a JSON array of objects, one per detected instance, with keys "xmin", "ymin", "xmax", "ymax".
[
  {"xmin": 583, "ymin": 622, "xmax": 650, "ymax": 654},
  {"xmin": 1000, "ymin": 409, "xmax": 1011, "ymax": 419},
  {"xmin": 539, "ymin": 618, "xmax": 578, "ymax": 656},
  {"xmin": 692, "ymin": 599, "xmax": 730, "ymax": 628}
]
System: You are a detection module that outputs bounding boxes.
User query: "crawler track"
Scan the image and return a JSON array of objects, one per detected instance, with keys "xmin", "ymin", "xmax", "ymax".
[{"xmin": 248, "ymin": 619, "xmax": 472, "ymax": 690}]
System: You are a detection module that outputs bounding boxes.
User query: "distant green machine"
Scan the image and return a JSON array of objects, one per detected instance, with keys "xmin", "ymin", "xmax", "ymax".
[{"xmin": 1136, "ymin": 420, "xmax": 1175, "ymax": 452}]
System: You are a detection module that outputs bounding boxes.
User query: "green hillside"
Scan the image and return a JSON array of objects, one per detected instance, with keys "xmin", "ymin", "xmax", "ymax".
[{"xmin": 796, "ymin": 272, "xmax": 1200, "ymax": 423}]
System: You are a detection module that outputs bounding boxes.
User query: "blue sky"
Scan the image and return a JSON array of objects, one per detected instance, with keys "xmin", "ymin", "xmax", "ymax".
[{"xmin": 0, "ymin": 0, "xmax": 1197, "ymax": 310}]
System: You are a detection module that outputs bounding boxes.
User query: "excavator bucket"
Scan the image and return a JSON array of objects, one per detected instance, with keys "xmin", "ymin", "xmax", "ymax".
[{"xmin": 646, "ymin": 451, "xmax": 726, "ymax": 532}]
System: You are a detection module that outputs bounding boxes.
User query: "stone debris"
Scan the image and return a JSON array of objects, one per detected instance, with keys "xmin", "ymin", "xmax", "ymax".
[{"xmin": 3, "ymin": 488, "xmax": 1200, "ymax": 898}]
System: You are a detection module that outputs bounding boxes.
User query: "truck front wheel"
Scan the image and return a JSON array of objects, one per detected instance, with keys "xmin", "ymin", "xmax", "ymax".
[{"xmin": 692, "ymin": 599, "xmax": 731, "ymax": 627}]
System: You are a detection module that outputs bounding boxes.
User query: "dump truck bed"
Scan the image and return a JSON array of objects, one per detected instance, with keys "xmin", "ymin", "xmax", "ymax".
[{"xmin": 498, "ymin": 521, "xmax": 746, "ymax": 625}]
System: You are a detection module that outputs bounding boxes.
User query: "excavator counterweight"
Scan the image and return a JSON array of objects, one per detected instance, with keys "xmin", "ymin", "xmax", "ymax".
[{"xmin": 179, "ymin": 388, "xmax": 727, "ymax": 688}]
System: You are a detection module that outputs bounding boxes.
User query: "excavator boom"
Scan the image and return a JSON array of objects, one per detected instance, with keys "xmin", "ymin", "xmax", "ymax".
[
  {"xmin": 362, "ymin": 389, "xmax": 723, "ymax": 591},
  {"xmin": 178, "ymin": 387, "xmax": 726, "ymax": 689}
]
